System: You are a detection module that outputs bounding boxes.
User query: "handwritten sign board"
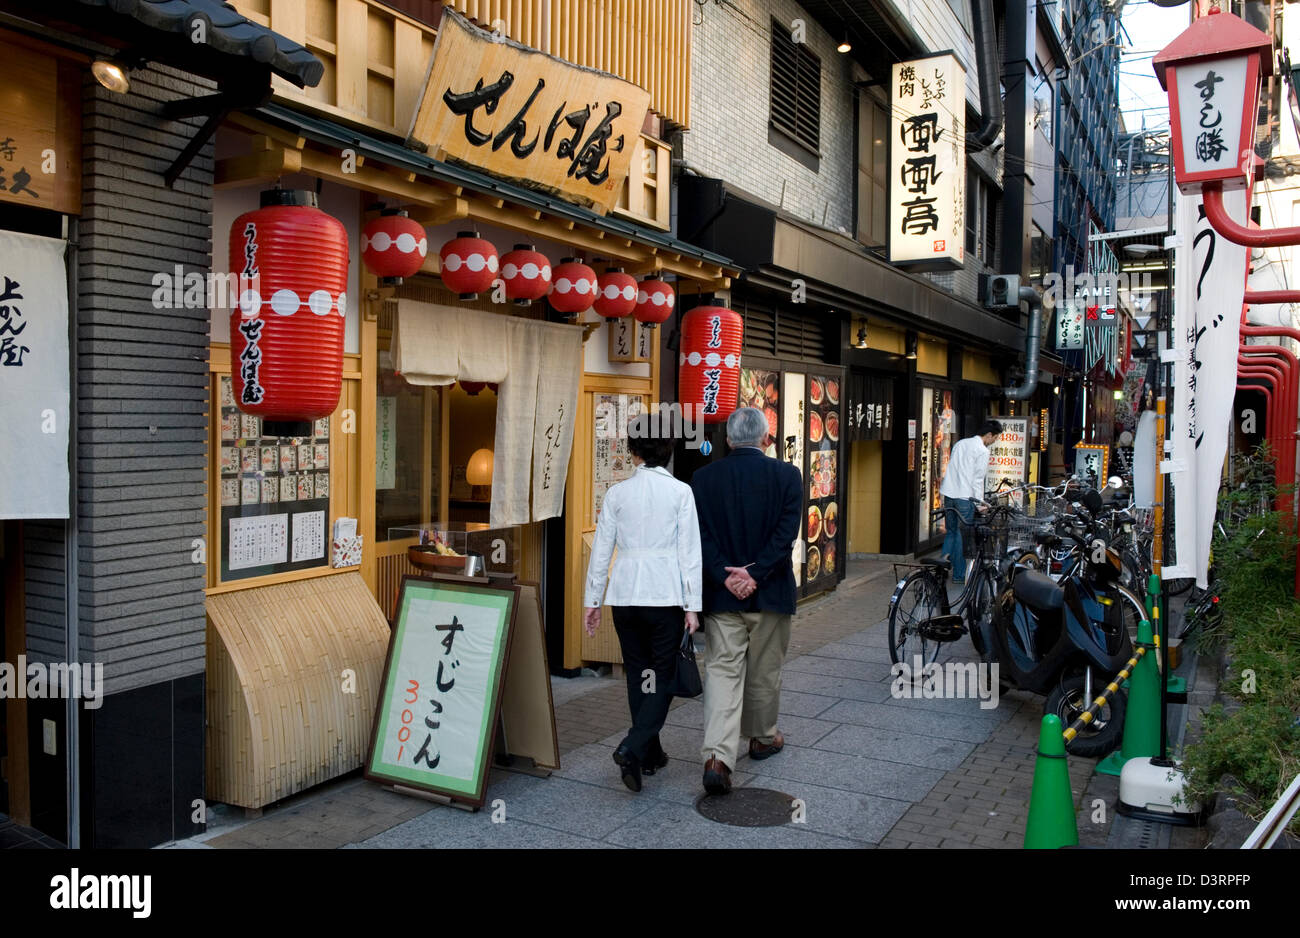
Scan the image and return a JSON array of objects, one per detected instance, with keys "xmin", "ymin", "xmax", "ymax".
[
  {"xmin": 408, "ymin": 7, "xmax": 651, "ymax": 213},
  {"xmin": 366, "ymin": 576, "xmax": 519, "ymax": 807}
]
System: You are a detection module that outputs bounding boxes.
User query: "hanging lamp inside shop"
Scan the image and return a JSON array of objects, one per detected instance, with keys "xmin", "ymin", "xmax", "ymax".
[
  {"xmin": 440, "ymin": 231, "xmax": 499, "ymax": 299},
  {"xmin": 634, "ymin": 276, "xmax": 675, "ymax": 326},
  {"xmin": 500, "ymin": 244, "xmax": 552, "ymax": 303},
  {"xmin": 549, "ymin": 258, "xmax": 598, "ymax": 314},
  {"xmin": 228, "ymin": 188, "xmax": 349, "ymax": 437},
  {"xmin": 679, "ymin": 303, "xmax": 743, "ymax": 424},
  {"xmin": 361, "ymin": 208, "xmax": 427, "ymax": 285},
  {"xmin": 593, "ymin": 267, "xmax": 638, "ymax": 318}
]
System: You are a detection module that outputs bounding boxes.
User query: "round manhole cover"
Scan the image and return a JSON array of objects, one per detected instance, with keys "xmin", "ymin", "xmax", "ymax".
[{"xmin": 695, "ymin": 787, "xmax": 797, "ymax": 827}]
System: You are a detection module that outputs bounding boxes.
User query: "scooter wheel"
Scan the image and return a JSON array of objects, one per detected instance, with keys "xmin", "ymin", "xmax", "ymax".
[{"xmin": 1044, "ymin": 676, "xmax": 1126, "ymax": 759}]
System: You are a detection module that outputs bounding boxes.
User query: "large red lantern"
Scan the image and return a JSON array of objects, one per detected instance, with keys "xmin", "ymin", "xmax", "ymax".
[
  {"xmin": 679, "ymin": 305, "xmax": 743, "ymax": 424},
  {"xmin": 362, "ymin": 209, "xmax": 427, "ymax": 283},
  {"xmin": 500, "ymin": 244, "xmax": 551, "ymax": 304},
  {"xmin": 440, "ymin": 231, "xmax": 498, "ymax": 299},
  {"xmin": 634, "ymin": 278, "xmax": 675, "ymax": 326},
  {"xmin": 549, "ymin": 258, "xmax": 598, "ymax": 314},
  {"xmin": 594, "ymin": 268, "xmax": 637, "ymax": 318},
  {"xmin": 229, "ymin": 189, "xmax": 349, "ymax": 430}
]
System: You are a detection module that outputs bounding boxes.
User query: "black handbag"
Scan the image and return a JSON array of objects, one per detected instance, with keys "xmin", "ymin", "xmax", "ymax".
[{"xmin": 665, "ymin": 628, "xmax": 703, "ymax": 698}]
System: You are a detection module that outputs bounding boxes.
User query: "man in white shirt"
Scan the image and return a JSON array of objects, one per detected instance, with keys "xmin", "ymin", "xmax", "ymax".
[{"xmin": 937, "ymin": 419, "xmax": 1002, "ymax": 583}]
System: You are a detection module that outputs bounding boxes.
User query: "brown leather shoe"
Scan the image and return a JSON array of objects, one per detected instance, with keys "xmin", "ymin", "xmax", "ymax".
[
  {"xmin": 702, "ymin": 756, "xmax": 732, "ymax": 795},
  {"xmin": 748, "ymin": 731, "xmax": 785, "ymax": 760}
]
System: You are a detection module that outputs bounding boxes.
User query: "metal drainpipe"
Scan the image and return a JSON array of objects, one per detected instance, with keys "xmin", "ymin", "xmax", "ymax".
[
  {"xmin": 1003, "ymin": 285, "xmax": 1044, "ymax": 399},
  {"xmin": 967, "ymin": 0, "xmax": 1004, "ymax": 151}
]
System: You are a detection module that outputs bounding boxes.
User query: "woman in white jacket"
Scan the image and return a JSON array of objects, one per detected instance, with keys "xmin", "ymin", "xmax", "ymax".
[{"xmin": 583, "ymin": 414, "xmax": 702, "ymax": 792}]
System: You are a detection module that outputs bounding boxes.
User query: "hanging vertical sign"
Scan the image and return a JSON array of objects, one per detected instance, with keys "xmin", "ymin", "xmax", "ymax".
[
  {"xmin": 1167, "ymin": 189, "xmax": 1247, "ymax": 588},
  {"xmin": 889, "ymin": 54, "xmax": 966, "ymax": 270},
  {"xmin": 1056, "ymin": 302, "xmax": 1085, "ymax": 350},
  {"xmin": 0, "ymin": 231, "xmax": 69, "ymax": 519}
]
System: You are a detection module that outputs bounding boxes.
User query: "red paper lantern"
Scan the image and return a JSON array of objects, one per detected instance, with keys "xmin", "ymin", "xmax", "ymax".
[
  {"xmin": 549, "ymin": 258, "xmax": 598, "ymax": 314},
  {"xmin": 679, "ymin": 305, "xmax": 743, "ymax": 424},
  {"xmin": 500, "ymin": 244, "xmax": 551, "ymax": 303},
  {"xmin": 362, "ymin": 209, "xmax": 427, "ymax": 282},
  {"xmin": 634, "ymin": 278, "xmax": 675, "ymax": 326},
  {"xmin": 459, "ymin": 380, "xmax": 487, "ymax": 396},
  {"xmin": 440, "ymin": 231, "xmax": 498, "ymax": 299},
  {"xmin": 594, "ymin": 268, "xmax": 637, "ymax": 318},
  {"xmin": 229, "ymin": 189, "xmax": 349, "ymax": 426}
]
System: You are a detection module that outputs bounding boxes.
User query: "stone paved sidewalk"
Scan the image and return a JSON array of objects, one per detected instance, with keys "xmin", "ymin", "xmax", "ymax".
[{"xmin": 176, "ymin": 560, "xmax": 1173, "ymax": 849}]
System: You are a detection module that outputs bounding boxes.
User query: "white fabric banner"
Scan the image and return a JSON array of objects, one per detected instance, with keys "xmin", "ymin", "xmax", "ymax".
[
  {"xmin": 393, "ymin": 301, "xmax": 508, "ymax": 386},
  {"xmin": 530, "ymin": 321, "xmax": 583, "ymax": 521},
  {"xmin": 490, "ymin": 317, "xmax": 540, "ymax": 528},
  {"xmin": 0, "ymin": 231, "xmax": 69, "ymax": 520},
  {"xmin": 1168, "ymin": 189, "xmax": 1248, "ymax": 588}
]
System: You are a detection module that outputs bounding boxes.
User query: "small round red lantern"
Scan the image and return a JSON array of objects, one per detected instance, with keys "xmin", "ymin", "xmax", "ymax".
[
  {"xmin": 440, "ymin": 231, "xmax": 499, "ymax": 299},
  {"xmin": 361, "ymin": 209, "xmax": 426, "ymax": 283},
  {"xmin": 459, "ymin": 380, "xmax": 487, "ymax": 396},
  {"xmin": 549, "ymin": 258, "xmax": 598, "ymax": 314},
  {"xmin": 634, "ymin": 278, "xmax": 675, "ymax": 326},
  {"xmin": 679, "ymin": 305, "xmax": 743, "ymax": 425},
  {"xmin": 500, "ymin": 244, "xmax": 551, "ymax": 304},
  {"xmin": 229, "ymin": 189, "xmax": 349, "ymax": 431},
  {"xmin": 594, "ymin": 268, "xmax": 637, "ymax": 318}
]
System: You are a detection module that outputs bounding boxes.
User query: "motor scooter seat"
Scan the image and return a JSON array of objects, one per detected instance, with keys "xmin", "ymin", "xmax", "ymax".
[{"xmin": 1013, "ymin": 569, "xmax": 1064, "ymax": 611}]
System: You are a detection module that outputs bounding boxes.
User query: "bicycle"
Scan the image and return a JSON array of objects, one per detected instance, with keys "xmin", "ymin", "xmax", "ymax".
[{"xmin": 887, "ymin": 501, "xmax": 1016, "ymax": 666}]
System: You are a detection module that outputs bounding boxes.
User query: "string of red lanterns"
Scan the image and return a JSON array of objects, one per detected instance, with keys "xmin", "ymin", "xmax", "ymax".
[{"xmin": 358, "ymin": 228, "xmax": 677, "ymax": 321}]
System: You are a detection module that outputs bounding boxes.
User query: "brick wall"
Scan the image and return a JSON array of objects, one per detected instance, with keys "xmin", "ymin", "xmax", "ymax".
[
  {"xmin": 683, "ymin": 0, "xmax": 856, "ymax": 234},
  {"xmin": 24, "ymin": 66, "xmax": 215, "ymax": 694}
]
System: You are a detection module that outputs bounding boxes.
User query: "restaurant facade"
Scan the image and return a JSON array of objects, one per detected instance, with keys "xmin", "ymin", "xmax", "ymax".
[{"xmin": 0, "ymin": 0, "xmax": 734, "ymax": 846}]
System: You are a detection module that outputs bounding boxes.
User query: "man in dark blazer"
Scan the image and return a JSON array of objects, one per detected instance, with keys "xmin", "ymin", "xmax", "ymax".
[{"xmin": 690, "ymin": 406, "xmax": 802, "ymax": 795}]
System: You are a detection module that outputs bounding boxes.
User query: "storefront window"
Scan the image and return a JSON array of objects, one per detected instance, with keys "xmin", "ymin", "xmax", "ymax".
[{"xmin": 375, "ymin": 363, "xmax": 443, "ymax": 540}]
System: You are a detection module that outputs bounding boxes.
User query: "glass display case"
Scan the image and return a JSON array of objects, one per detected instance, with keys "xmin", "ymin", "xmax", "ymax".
[{"xmin": 389, "ymin": 523, "xmax": 522, "ymax": 579}]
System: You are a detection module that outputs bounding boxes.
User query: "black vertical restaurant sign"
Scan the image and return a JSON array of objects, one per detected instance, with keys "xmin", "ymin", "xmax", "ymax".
[
  {"xmin": 408, "ymin": 8, "xmax": 652, "ymax": 213},
  {"xmin": 845, "ymin": 373, "xmax": 893, "ymax": 442}
]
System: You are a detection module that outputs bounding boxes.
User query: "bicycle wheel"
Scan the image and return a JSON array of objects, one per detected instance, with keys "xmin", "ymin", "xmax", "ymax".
[
  {"xmin": 1163, "ymin": 576, "xmax": 1195, "ymax": 597},
  {"xmin": 888, "ymin": 570, "xmax": 944, "ymax": 666},
  {"xmin": 965, "ymin": 568, "xmax": 998, "ymax": 661}
]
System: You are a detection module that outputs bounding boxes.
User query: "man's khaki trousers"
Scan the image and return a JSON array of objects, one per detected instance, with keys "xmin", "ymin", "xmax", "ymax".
[{"xmin": 700, "ymin": 610, "xmax": 793, "ymax": 771}]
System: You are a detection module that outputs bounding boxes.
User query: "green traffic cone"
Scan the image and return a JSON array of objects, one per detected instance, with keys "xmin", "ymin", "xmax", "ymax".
[
  {"xmin": 1096, "ymin": 617, "xmax": 1160, "ymax": 776},
  {"xmin": 1024, "ymin": 714, "xmax": 1078, "ymax": 849}
]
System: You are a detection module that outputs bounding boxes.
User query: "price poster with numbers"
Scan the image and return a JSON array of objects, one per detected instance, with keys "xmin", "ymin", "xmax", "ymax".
[
  {"xmin": 365, "ymin": 577, "xmax": 519, "ymax": 808},
  {"xmin": 986, "ymin": 417, "xmax": 1029, "ymax": 505},
  {"xmin": 218, "ymin": 373, "xmax": 331, "ymax": 581}
]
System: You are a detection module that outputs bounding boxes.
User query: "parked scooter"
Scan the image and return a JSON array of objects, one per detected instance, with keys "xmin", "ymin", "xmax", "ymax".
[{"xmin": 978, "ymin": 544, "xmax": 1136, "ymax": 758}]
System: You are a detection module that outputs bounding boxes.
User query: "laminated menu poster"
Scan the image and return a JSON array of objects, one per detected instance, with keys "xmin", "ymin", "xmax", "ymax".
[
  {"xmin": 366, "ymin": 577, "xmax": 519, "ymax": 807},
  {"xmin": 221, "ymin": 497, "xmax": 330, "ymax": 581},
  {"xmin": 591, "ymin": 393, "xmax": 642, "ymax": 519}
]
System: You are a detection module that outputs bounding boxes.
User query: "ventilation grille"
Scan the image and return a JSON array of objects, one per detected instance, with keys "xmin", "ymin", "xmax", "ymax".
[{"xmin": 742, "ymin": 307, "xmax": 826, "ymax": 362}]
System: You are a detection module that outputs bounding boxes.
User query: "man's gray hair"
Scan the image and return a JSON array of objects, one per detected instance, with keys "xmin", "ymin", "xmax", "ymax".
[{"xmin": 727, "ymin": 406, "xmax": 768, "ymax": 446}]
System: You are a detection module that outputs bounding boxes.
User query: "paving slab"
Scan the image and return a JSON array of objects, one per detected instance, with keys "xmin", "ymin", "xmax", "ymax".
[
  {"xmin": 778, "ymin": 669, "xmax": 897, "ymax": 702},
  {"xmin": 742, "ymin": 773, "xmax": 912, "ymax": 844},
  {"xmin": 784, "ymin": 653, "xmax": 895, "ymax": 683},
  {"xmin": 812, "ymin": 723, "xmax": 975, "ymax": 771},
  {"xmin": 817, "ymin": 698, "xmax": 1007, "ymax": 743},
  {"xmin": 552, "ymin": 742, "xmax": 756, "ymax": 807},
  {"xmin": 601, "ymin": 799, "xmax": 863, "ymax": 849},
  {"xmin": 739, "ymin": 744, "xmax": 945, "ymax": 802}
]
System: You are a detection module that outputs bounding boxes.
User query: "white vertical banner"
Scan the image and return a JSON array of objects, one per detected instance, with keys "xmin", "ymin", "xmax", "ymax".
[
  {"xmin": 1168, "ymin": 189, "xmax": 1247, "ymax": 588},
  {"xmin": 530, "ymin": 321, "xmax": 583, "ymax": 522},
  {"xmin": 0, "ymin": 231, "xmax": 69, "ymax": 519}
]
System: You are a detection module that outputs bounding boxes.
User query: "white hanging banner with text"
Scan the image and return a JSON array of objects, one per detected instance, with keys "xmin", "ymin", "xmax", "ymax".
[
  {"xmin": 1168, "ymin": 189, "xmax": 1247, "ymax": 588},
  {"xmin": 0, "ymin": 231, "xmax": 69, "ymax": 519},
  {"xmin": 888, "ymin": 54, "xmax": 966, "ymax": 270}
]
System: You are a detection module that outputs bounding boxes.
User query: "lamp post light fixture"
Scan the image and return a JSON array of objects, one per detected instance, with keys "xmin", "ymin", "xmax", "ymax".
[
  {"xmin": 92, "ymin": 59, "xmax": 131, "ymax": 94},
  {"xmin": 1153, "ymin": 7, "xmax": 1273, "ymax": 196}
]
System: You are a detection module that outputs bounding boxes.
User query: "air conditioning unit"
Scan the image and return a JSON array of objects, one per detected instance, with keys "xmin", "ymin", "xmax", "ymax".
[{"xmin": 985, "ymin": 274, "xmax": 1022, "ymax": 309}]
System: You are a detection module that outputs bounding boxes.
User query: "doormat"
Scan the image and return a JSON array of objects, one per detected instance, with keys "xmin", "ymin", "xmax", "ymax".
[{"xmin": 695, "ymin": 787, "xmax": 797, "ymax": 827}]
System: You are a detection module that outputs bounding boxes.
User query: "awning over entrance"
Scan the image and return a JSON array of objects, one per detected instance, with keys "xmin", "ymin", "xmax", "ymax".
[
  {"xmin": 678, "ymin": 176, "xmax": 1025, "ymax": 352},
  {"xmin": 219, "ymin": 104, "xmax": 739, "ymax": 291}
]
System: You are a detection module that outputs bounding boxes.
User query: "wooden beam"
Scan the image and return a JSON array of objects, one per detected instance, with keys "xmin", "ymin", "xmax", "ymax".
[
  {"xmin": 466, "ymin": 198, "xmax": 650, "ymax": 263},
  {"xmin": 215, "ymin": 138, "xmax": 303, "ymax": 188},
  {"xmin": 410, "ymin": 197, "xmax": 470, "ymax": 227}
]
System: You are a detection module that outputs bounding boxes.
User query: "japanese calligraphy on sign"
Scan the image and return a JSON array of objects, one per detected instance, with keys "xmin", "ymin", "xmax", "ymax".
[
  {"xmin": 366, "ymin": 578, "xmax": 518, "ymax": 808},
  {"xmin": 0, "ymin": 39, "xmax": 80, "ymax": 213},
  {"xmin": 408, "ymin": 8, "xmax": 651, "ymax": 213},
  {"xmin": 889, "ymin": 54, "xmax": 966, "ymax": 268},
  {"xmin": 1172, "ymin": 55, "xmax": 1251, "ymax": 190}
]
